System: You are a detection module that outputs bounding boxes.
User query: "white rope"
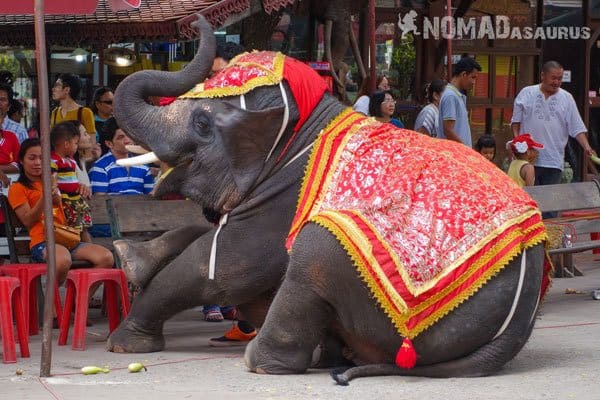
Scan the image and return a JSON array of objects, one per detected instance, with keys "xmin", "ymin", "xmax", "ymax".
[
  {"xmin": 493, "ymin": 249, "xmax": 527, "ymax": 340},
  {"xmin": 240, "ymin": 94, "xmax": 246, "ymax": 110},
  {"xmin": 208, "ymin": 213, "xmax": 228, "ymax": 280},
  {"xmin": 265, "ymin": 82, "xmax": 289, "ymax": 162},
  {"xmin": 282, "ymin": 139, "xmax": 316, "ymax": 170}
]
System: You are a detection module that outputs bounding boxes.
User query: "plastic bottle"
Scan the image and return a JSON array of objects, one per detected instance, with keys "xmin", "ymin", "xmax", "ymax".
[{"xmin": 563, "ymin": 233, "xmax": 572, "ymax": 248}]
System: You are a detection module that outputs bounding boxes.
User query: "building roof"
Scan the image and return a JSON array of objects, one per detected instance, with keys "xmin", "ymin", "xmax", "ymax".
[{"xmin": 0, "ymin": 0, "xmax": 258, "ymax": 46}]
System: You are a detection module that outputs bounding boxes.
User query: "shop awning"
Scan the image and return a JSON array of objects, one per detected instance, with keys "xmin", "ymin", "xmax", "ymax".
[{"xmin": 0, "ymin": 0, "xmax": 249, "ymax": 46}]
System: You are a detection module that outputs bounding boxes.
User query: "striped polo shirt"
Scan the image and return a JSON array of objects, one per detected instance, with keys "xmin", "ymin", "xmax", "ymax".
[
  {"xmin": 51, "ymin": 152, "xmax": 80, "ymax": 201},
  {"xmin": 89, "ymin": 152, "xmax": 154, "ymax": 195}
]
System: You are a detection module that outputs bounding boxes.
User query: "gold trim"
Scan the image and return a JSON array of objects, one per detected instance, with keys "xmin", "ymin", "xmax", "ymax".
[
  {"xmin": 288, "ymin": 109, "xmax": 359, "ymax": 241},
  {"xmin": 312, "ymin": 211, "xmax": 409, "ymax": 311},
  {"xmin": 179, "ymin": 52, "xmax": 286, "ymax": 99},
  {"xmin": 311, "ymin": 210, "xmax": 547, "ymax": 338},
  {"xmin": 351, "ymin": 209, "xmax": 544, "ymax": 296}
]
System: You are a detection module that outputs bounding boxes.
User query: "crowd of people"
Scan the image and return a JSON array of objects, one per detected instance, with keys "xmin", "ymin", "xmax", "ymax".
[
  {"xmin": 0, "ymin": 42, "xmax": 257, "ymax": 346},
  {"xmin": 352, "ymin": 58, "xmax": 594, "ymax": 194}
]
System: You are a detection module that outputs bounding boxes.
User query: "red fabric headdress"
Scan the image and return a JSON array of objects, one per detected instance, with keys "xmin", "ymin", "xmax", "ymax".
[{"xmin": 178, "ymin": 51, "xmax": 328, "ymax": 133}]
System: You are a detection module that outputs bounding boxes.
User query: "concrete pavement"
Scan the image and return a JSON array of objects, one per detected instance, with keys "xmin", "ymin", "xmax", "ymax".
[{"xmin": 1, "ymin": 253, "xmax": 599, "ymax": 400}]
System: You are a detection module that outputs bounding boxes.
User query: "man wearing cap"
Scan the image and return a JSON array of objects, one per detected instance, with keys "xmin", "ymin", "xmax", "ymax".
[
  {"xmin": 507, "ymin": 134, "xmax": 544, "ymax": 188},
  {"xmin": 511, "ymin": 60, "xmax": 594, "ymax": 186}
]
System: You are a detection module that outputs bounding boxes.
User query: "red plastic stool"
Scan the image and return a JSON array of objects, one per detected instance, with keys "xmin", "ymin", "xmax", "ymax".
[
  {"xmin": 59, "ymin": 268, "xmax": 130, "ymax": 350},
  {"xmin": 0, "ymin": 264, "xmax": 63, "ymax": 335},
  {"xmin": 0, "ymin": 276, "xmax": 30, "ymax": 363}
]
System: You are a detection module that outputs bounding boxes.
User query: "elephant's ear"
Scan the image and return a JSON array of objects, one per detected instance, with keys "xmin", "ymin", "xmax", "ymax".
[{"xmin": 215, "ymin": 102, "xmax": 286, "ymax": 194}]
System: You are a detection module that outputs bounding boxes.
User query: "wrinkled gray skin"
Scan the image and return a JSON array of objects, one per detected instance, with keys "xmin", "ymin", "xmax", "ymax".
[{"xmin": 108, "ymin": 15, "xmax": 546, "ymax": 382}]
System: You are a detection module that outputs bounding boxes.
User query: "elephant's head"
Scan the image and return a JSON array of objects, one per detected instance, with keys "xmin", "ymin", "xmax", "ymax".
[{"xmin": 114, "ymin": 15, "xmax": 332, "ymax": 215}]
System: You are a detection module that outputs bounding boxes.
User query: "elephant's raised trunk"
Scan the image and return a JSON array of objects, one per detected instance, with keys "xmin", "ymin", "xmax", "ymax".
[{"xmin": 113, "ymin": 14, "xmax": 216, "ymax": 145}]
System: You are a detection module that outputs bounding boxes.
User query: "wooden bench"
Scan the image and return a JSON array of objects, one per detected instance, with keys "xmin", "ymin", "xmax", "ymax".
[
  {"xmin": 106, "ymin": 197, "xmax": 210, "ymax": 270},
  {"xmin": 524, "ymin": 180, "xmax": 600, "ymax": 277},
  {"xmin": 106, "ymin": 197, "xmax": 209, "ymax": 242}
]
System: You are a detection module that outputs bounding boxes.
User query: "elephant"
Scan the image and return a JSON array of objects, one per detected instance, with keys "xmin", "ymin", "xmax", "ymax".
[{"xmin": 108, "ymin": 14, "xmax": 551, "ymax": 384}]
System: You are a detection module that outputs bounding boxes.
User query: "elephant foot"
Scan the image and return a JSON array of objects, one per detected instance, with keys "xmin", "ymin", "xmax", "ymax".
[
  {"xmin": 244, "ymin": 337, "xmax": 309, "ymax": 375},
  {"xmin": 114, "ymin": 239, "xmax": 159, "ymax": 288},
  {"xmin": 107, "ymin": 320, "xmax": 165, "ymax": 353}
]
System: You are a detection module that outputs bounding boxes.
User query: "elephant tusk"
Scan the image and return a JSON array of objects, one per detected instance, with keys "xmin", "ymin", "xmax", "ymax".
[
  {"xmin": 125, "ymin": 144, "xmax": 150, "ymax": 155},
  {"xmin": 116, "ymin": 151, "xmax": 160, "ymax": 166}
]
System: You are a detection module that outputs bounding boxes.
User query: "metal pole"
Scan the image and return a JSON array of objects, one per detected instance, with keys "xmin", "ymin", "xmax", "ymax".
[
  {"xmin": 369, "ymin": 0, "xmax": 376, "ymax": 93},
  {"xmin": 446, "ymin": 0, "xmax": 452, "ymax": 78},
  {"xmin": 34, "ymin": 0, "xmax": 57, "ymax": 378}
]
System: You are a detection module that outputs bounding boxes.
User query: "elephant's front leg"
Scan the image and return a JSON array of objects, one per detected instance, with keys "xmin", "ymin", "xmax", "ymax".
[
  {"xmin": 108, "ymin": 232, "xmax": 218, "ymax": 353},
  {"xmin": 114, "ymin": 223, "xmax": 212, "ymax": 288},
  {"xmin": 107, "ymin": 220, "xmax": 288, "ymax": 353}
]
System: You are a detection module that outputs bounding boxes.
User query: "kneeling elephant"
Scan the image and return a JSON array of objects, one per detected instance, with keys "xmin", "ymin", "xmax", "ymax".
[{"xmin": 108, "ymin": 15, "xmax": 552, "ymax": 383}]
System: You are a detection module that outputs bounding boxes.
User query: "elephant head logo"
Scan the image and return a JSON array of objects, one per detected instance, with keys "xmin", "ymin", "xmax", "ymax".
[{"xmin": 397, "ymin": 10, "xmax": 419, "ymax": 38}]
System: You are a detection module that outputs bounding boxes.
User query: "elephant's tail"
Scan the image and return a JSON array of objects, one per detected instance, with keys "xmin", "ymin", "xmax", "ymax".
[{"xmin": 331, "ymin": 316, "xmax": 536, "ymax": 385}]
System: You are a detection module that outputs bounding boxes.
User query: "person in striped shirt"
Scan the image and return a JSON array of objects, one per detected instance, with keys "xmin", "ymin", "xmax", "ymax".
[
  {"xmin": 50, "ymin": 121, "xmax": 93, "ymax": 242},
  {"xmin": 89, "ymin": 117, "xmax": 154, "ymax": 196},
  {"xmin": 414, "ymin": 79, "xmax": 446, "ymax": 138},
  {"xmin": 0, "ymin": 83, "xmax": 27, "ymax": 143}
]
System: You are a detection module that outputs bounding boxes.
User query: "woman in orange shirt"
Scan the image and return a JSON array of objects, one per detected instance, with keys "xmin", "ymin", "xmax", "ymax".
[{"xmin": 8, "ymin": 138, "xmax": 113, "ymax": 284}]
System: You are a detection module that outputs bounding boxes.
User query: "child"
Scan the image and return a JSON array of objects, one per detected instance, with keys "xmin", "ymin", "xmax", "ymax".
[
  {"xmin": 506, "ymin": 133, "xmax": 543, "ymax": 187},
  {"xmin": 50, "ymin": 121, "xmax": 93, "ymax": 242},
  {"xmin": 475, "ymin": 134, "xmax": 497, "ymax": 162}
]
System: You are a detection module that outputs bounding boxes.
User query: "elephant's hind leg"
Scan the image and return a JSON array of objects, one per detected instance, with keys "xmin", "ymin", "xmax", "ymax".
[{"xmin": 245, "ymin": 224, "xmax": 339, "ymax": 374}]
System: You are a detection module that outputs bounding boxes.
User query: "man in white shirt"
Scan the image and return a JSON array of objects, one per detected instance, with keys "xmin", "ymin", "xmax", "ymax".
[{"xmin": 511, "ymin": 61, "xmax": 594, "ymax": 186}]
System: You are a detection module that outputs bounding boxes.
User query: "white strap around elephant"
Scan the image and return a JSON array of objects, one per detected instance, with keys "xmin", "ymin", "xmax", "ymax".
[
  {"xmin": 239, "ymin": 83, "xmax": 289, "ymax": 164},
  {"xmin": 264, "ymin": 82, "xmax": 290, "ymax": 162},
  {"xmin": 492, "ymin": 249, "xmax": 527, "ymax": 340},
  {"xmin": 208, "ymin": 213, "xmax": 228, "ymax": 280}
]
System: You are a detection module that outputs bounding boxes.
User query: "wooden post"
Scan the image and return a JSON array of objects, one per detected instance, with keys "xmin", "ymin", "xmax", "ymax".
[
  {"xmin": 369, "ymin": 0, "xmax": 376, "ymax": 93},
  {"xmin": 34, "ymin": 0, "xmax": 57, "ymax": 378},
  {"xmin": 446, "ymin": 0, "xmax": 452, "ymax": 77}
]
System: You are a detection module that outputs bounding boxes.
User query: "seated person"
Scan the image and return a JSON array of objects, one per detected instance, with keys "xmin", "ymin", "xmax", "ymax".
[
  {"xmin": 8, "ymin": 138, "xmax": 114, "ymax": 286},
  {"xmin": 369, "ymin": 90, "xmax": 404, "ymax": 128},
  {"xmin": 90, "ymin": 117, "xmax": 154, "ymax": 195},
  {"xmin": 0, "ymin": 109, "xmax": 20, "ymax": 237},
  {"xmin": 88, "ymin": 118, "xmax": 154, "ymax": 237}
]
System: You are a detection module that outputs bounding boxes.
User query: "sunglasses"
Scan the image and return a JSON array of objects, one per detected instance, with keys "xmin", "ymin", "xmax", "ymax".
[{"xmin": 98, "ymin": 100, "xmax": 113, "ymax": 105}]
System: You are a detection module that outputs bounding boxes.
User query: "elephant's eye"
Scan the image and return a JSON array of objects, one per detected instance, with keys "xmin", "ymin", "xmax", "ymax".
[{"xmin": 192, "ymin": 112, "xmax": 212, "ymax": 141}]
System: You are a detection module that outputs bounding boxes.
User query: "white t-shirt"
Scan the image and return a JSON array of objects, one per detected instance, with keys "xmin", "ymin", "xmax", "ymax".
[
  {"xmin": 353, "ymin": 95, "xmax": 370, "ymax": 115},
  {"xmin": 511, "ymin": 85, "xmax": 586, "ymax": 170}
]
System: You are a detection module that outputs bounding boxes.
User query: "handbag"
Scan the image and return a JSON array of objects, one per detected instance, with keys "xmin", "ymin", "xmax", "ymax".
[{"xmin": 53, "ymin": 223, "xmax": 82, "ymax": 250}]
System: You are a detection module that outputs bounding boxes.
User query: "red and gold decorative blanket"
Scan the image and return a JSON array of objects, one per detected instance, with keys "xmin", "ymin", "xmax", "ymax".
[{"xmin": 287, "ymin": 109, "xmax": 552, "ymax": 339}]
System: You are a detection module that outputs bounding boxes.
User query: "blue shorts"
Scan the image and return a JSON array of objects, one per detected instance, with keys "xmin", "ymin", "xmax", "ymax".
[{"xmin": 30, "ymin": 241, "xmax": 90, "ymax": 263}]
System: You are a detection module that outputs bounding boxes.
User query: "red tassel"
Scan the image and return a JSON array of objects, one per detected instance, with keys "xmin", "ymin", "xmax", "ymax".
[
  {"xmin": 159, "ymin": 96, "xmax": 176, "ymax": 106},
  {"xmin": 395, "ymin": 338, "xmax": 417, "ymax": 369}
]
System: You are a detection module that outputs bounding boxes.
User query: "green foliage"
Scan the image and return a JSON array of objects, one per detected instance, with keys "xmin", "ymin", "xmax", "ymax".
[
  {"xmin": 390, "ymin": 33, "xmax": 416, "ymax": 101},
  {"xmin": 0, "ymin": 54, "xmax": 19, "ymax": 81}
]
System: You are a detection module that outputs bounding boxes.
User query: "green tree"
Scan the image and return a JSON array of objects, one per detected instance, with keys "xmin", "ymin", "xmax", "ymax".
[
  {"xmin": 0, "ymin": 54, "xmax": 19, "ymax": 82},
  {"xmin": 390, "ymin": 33, "xmax": 416, "ymax": 101}
]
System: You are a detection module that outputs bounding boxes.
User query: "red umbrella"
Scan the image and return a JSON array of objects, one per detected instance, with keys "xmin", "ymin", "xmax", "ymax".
[{"xmin": 0, "ymin": 0, "xmax": 140, "ymax": 377}]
